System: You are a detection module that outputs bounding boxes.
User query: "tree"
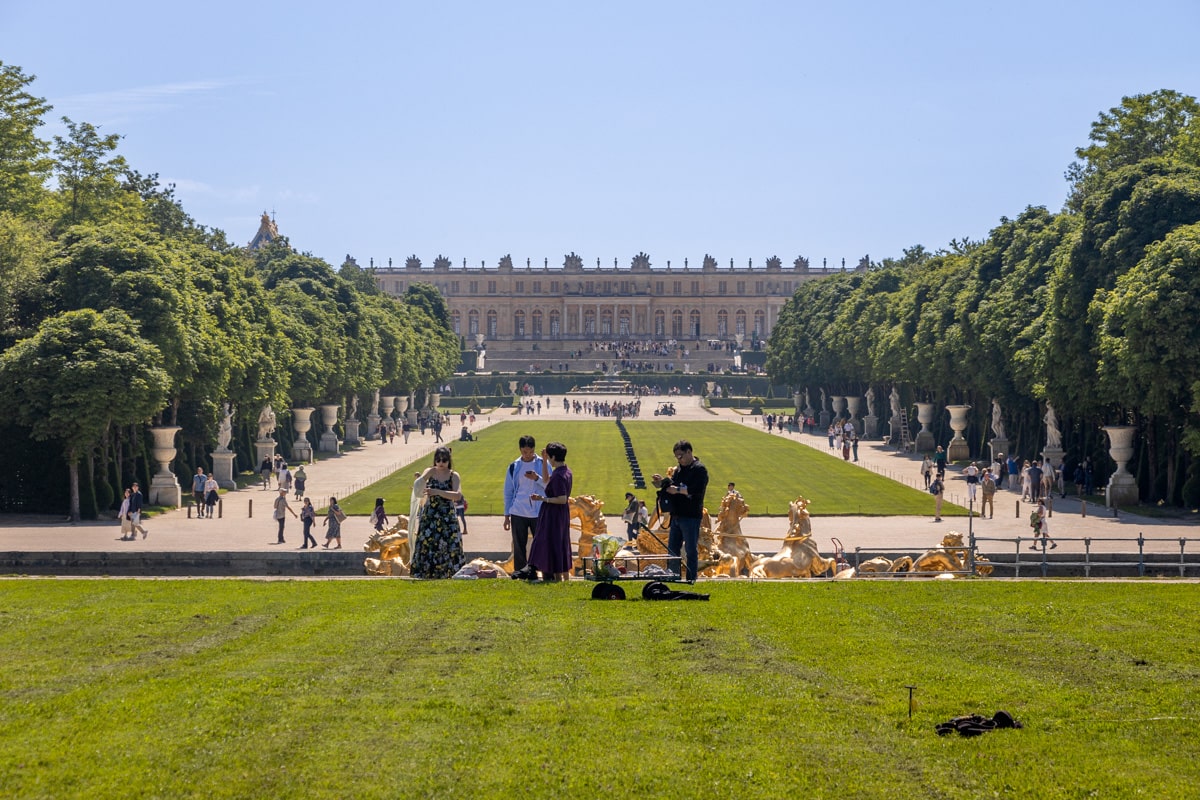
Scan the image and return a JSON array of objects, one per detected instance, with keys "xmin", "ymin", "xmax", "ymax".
[
  {"xmin": 403, "ymin": 281, "xmax": 449, "ymax": 327},
  {"xmin": 0, "ymin": 61, "xmax": 53, "ymax": 215},
  {"xmin": 51, "ymin": 117, "xmax": 129, "ymax": 228},
  {"xmin": 0, "ymin": 309, "xmax": 170, "ymax": 520}
]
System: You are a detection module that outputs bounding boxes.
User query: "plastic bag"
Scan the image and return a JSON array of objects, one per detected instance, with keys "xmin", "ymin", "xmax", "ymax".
[{"xmin": 591, "ymin": 534, "xmax": 623, "ymax": 579}]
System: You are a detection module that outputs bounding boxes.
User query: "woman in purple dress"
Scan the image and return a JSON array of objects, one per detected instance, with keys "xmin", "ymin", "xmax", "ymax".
[{"xmin": 528, "ymin": 441, "xmax": 573, "ymax": 581}]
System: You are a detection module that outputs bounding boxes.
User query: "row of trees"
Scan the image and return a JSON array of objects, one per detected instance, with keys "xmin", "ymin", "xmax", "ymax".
[
  {"xmin": 0, "ymin": 61, "xmax": 459, "ymax": 519},
  {"xmin": 766, "ymin": 90, "xmax": 1200, "ymax": 506}
]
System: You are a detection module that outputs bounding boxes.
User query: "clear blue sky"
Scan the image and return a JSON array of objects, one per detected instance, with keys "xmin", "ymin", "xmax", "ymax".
[{"xmin": 5, "ymin": 1, "xmax": 1198, "ymax": 270}]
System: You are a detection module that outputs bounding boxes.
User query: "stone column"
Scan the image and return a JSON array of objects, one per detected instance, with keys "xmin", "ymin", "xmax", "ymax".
[
  {"xmin": 914, "ymin": 402, "xmax": 936, "ymax": 453},
  {"xmin": 148, "ymin": 425, "xmax": 182, "ymax": 508},
  {"xmin": 946, "ymin": 404, "xmax": 971, "ymax": 462},
  {"xmin": 318, "ymin": 404, "xmax": 340, "ymax": 453},
  {"xmin": 405, "ymin": 393, "xmax": 418, "ymax": 426},
  {"xmin": 291, "ymin": 407, "xmax": 315, "ymax": 462},
  {"xmin": 211, "ymin": 451, "xmax": 237, "ymax": 490},
  {"xmin": 1102, "ymin": 425, "xmax": 1139, "ymax": 507}
]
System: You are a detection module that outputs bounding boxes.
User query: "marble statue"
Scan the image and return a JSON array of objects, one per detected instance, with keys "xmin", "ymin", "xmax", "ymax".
[
  {"xmin": 889, "ymin": 386, "xmax": 902, "ymax": 421},
  {"xmin": 865, "ymin": 387, "xmax": 876, "ymax": 418},
  {"xmin": 216, "ymin": 402, "xmax": 234, "ymax": 451},
  {"xmin": 819, "ymin": 388, "xmax": 827, "ymax": 411},
  {"xmin": 990, "ymin": 398, "xmax": 1006, "ymax": 440},
  {"xmin": 1044, "ymin": 402, "xmax": 1062, "ymax": 450},
  {"xmin": 257, "ymin": 404, "xmax": 276, "ymax": 439},
  {"xmin": 349, "ymin": 394, "xmax": 359, "ymax": 421},
  {"xmin": 803, "ymin": 388, "xmax": 811, "ymax": 410},
  {"xmin": 372, "ymin": 389, "xmax": 381, "ymax": 415}
]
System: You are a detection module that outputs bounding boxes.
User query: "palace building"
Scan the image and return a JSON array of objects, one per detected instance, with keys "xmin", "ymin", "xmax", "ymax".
[{"xmin": 370, "ymin": 253, "xmax": 866, "ymax": 346}]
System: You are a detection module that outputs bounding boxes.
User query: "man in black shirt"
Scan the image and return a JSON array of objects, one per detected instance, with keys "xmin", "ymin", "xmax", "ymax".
[{"xmin": 652, "ymin": 439, "xmax": 709, "ymax": 583}]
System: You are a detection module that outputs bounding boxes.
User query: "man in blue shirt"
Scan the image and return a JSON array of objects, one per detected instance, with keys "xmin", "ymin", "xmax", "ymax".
[{"xmin": 503, "ymin": 435, "xmax": 544, "ymax": 576}]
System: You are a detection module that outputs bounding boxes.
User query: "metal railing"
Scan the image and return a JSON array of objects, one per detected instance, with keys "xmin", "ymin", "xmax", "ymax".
[{"xmin": 972, "ymin": 534, "xmax": 1200, "ymax": 578}]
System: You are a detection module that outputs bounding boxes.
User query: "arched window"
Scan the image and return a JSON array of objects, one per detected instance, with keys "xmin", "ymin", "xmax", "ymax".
[
  {"xmin": 487, "ymin": 310, "xmax": 498, "ymax": 339},
  {"xmin": 717, "ymin": 310, "xmax": 728, "ymax": 337},
  {"xmin": 654, "ymin": 310, "xmax": 665, "ymax": 337},
  {"xmin": 531, "ymin": 309, "xmax": 543, "ymax": 339},
  {"xmin": 689, "ymin": 309, "xmax": 701, "ymax": 338},
  {"xmin": 549, "ymin": 310, "xmax": 561, "ymax": 338},
  {"xmin": 672, "ymin": 310, "xmax": 683, "ymax": 337},
  {"xmin": 735, "ymin": 310, "xmax": 746, "ymax": 336},
  {"xmin": 468, "ymin": 310, "xmax": 479, "ymax": 336},
  {"xmin": 514, "ymin": 310, "xmax": 526, "ymax": 338}
]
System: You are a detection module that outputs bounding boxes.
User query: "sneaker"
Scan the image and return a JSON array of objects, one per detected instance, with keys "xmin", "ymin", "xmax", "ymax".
[
  {"xmin": 1050, "ymin": 542, "xmax": 1058, "ymax": 549},
  {"xmin": 1029, "ymin": 545, "xmax": 1038, "ymax": 551}
]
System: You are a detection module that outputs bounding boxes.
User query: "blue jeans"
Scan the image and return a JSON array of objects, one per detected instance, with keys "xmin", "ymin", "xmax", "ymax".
[{"xmin": 667, "ymin": 516, "xmax": 701, "ymax": 582}]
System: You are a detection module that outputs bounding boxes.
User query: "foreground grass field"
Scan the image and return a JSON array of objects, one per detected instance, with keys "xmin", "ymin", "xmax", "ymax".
[
  {"xmin": 1, "ymin": 580, "xmax": 1196, "ymax": 798},
  {"xmin": 340, "ymin": 420, "xmax": 962, "ymax": 518}
]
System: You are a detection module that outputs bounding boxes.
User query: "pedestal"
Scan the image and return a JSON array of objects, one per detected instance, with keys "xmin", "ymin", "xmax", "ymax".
[
  {"xmin": 1041, "ymin": 446, "xmax": 1064, "ymax": 472},
  {"xmin": 914, "ymin": 402, "xmax": 936, "ymax": 453},
  {"xmin": 1103, "ymin": 425, "xmax": 1139, "ymax": 507},
  {"xmin": 366, "ymin": 413, "xmax": 381, "ymax": 439},
  {"xmin": 863, "ymin": 414, "xmax": 879, "ymax": 439},
  {"xmin": 818, "ymin": 409, "xmax": 831, "ymax": 429},
  {"xmin": 318, "ymin": 404, "xmax": 340, "ymax": 453},
  {"xmin": 255, "ymin": 438, "xmax": 277, "ymax": 469},
  {"xmin": 344, "ymin": 419, "xmax": 361, "ymax": 446},
  {"xmin": 946, "ymin": 404, "xmax": 971, "ymax": 462},
  {"xmin": 989, "ymin": 438, "xmax": 1010, "ymax": 465},
  {"xmin": 211, "ymin": 451, "xmax": 237, "ymax": 490},
  {"xmin": 148, "ymin": 426, "xmax": 182, "ymax": 508},
  {"xmin": 846, "ymin": 397, "xmax": 862, "ymax": 435}
]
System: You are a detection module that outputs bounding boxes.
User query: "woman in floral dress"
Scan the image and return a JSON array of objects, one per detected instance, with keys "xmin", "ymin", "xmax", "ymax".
[{"xmin": 410, "ymin": 446, "xmax": 465, "ymax": 579}]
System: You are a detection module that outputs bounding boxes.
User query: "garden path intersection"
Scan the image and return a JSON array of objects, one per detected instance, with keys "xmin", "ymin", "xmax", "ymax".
[{"xmin": 1, "ymin": 395, "xmax": 1194, "ymax": 574}]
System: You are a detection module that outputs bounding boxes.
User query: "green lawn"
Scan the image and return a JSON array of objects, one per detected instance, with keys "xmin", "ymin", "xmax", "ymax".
[
  {"xmin": 339, "ymin": 420, "xmax": 962, "ymax": 518},
  {"xmin": 1, "ymin": 580, "xmax": 1196, "ymax": 799}
]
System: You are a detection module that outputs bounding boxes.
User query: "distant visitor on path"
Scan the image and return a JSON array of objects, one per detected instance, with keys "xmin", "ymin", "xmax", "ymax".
[
  {"xmin": 272, "ymin": 489, "xmax": 297, "ymax": 544},
  {"xmin": 323, "ymin": 496, "xmax": 344, "ymax": 549}
]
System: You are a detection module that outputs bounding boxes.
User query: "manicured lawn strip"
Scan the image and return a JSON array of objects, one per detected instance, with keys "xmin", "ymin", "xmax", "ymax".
[
  {"xmin": 0, "ymin": 580, "xmax": 1196, "ymax": 798},
  {"xmin": 340, "ymin": 420, "xmax": 962, "ymax": 518}
]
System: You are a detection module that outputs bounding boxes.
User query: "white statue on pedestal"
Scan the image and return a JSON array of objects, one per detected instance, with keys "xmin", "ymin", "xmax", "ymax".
[
  {"xmin": 216, "ymin": 402, "xmax": 234, "ymax": 452},
  {"xmin": 889, "ymin": 386, "xmax": 902, "ymax": 421},
  {"xmin": 990, "ymin": 398, "xmax": 1006, "ymax": 440},
  {"xmin": 349, "ymin": 394, "xmax": 359, "ymax": 421},
  {"xmin": 865, "ymin": 386, "xmax": 876, "ymax": 418},
  {"xmin": 257, "ymin": 404, "xmax": 276, "ymax": 439},
  {"xmin": 1044, "ymin": 402, "xmax": 1061, "ymax": 450}
]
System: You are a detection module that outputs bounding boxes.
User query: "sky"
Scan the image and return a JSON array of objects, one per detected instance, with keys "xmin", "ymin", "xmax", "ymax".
[{"xmin": 4, "ymin": 1, "xmax": 1198, "ymax": 271}]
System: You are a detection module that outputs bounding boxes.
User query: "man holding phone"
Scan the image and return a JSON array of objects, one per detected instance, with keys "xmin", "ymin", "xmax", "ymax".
[{"xmin": 504, "ymin": 434, "xmax": 544, "ymax": 577}]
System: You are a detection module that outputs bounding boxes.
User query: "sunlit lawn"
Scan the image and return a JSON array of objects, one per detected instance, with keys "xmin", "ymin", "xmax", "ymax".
[
  {"xmin": 338, "ymin": 420, "xmax": 962, "ymax": 518},
  {"xmin": 1, "ymin": 579, "xmax": 1196, "ymax": 799}
]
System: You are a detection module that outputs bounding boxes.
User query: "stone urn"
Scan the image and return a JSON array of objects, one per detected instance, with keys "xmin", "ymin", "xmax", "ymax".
[
  {"xmin": 291, "ymin": 407, "xmax": 315, "ymax": 462},
  {"xmin": 148, "ymin": 425, "xmax": 182, "ymax": 507},
  {"xmin": 318, "ymin": 403, "xmax": 340, "ymax": 453},
  {"xmin": 430, "ymin": 392, "xmax": 442, "ymax": 410},
  {"xmin": 946, "ymin": 404, "xmax": 971, "ymax": 462},
  {"xmin": 831, "ymin": 395, "xmax": 847, "ymax": 422},
  {"xmin": 913, "ymin": 402, "xmax": 936, "ymax": 453},
  {"xmin": 396, "ymin": 395, "xmax": 409, "ymax": 415},
  {"xmin": 1102, "ymin": 425, "xmax": 1139, "ymax": 507},
  {"xmin": 845, "ymin": 396, "xmax": 862, "ymax": 435}
]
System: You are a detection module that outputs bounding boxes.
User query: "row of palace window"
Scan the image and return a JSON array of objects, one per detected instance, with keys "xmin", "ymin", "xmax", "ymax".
[
  {"xmin": 386, "ymin": 279, "xmax": 791, "ymax": 296},
  {"xmin": 453, "ymin": 308, "xmax": 766, "ymax": 339}
]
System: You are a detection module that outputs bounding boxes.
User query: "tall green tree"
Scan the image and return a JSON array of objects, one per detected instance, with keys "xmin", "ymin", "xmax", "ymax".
[
  {"xmin": 0, "ymin": 309, "xmax": 170, "ymax": 520},
  {"xmin": 0, "ymin": 61, "xmax": 53, "ymax": 215},
  {"xmin": 51, "ymin": 117, "xmax": 130, "ymax": 229}
]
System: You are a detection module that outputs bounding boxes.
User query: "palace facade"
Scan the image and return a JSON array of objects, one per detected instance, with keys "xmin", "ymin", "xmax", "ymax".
[{"xmin": 372, "ymin": 253, "xmax": 865, "ymax": 345}]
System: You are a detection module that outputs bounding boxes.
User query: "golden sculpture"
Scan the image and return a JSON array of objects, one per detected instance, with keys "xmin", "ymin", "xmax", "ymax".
[
  {"xmin": 569, "ymin": 494, "xmax": 611, "ymax": 571},
  {"xmin": 748, "ymin": 496, "xmax": 835, "ymax": 579},
  {"xmin": 848, "ymin": 532, "xmax": 993, "ymax": 577},
  {"xmin": 708, "ymin": 490, "xmax": 754, "ymax": 577},
  {"xmin": 363, "ymin": 516, "xmax": 411, "ymax": 576}
]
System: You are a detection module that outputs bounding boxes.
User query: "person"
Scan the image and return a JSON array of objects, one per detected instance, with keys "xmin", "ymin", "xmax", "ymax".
[
  {"xmin": 401, "ymin": 421, "xmax": 410, "ymax": 444},
  {"xmin": 1073, "ymin": 462, "xmax": 1086, "ymax": 498},
  {"xmin": 272, "ymin": 488, "xmax": 297, "ymax": 544},
  {"xmin": 995, "ymin": 454, "xmax": 1008, "ymax": 489},
  {"xmin": 323, "ymin": 496, "xmax": 344, "ymax": 549},
  {"xmin": 932, "ymin": 446, "xmax": 948, "ymax": 479},
  {"xmin": 128, "ymin": 482, "xmax": 147, "ymax": 539},
  {"xmin": 851, "ymin": 433, "xmax": 859, "ymax": 462},
  {"xmin": 204, "ymin": 473, "xmax": 219, "ymax": 519},
  {"xmin": 527, "ymin": 441, "xmax": 573, "ymax": 581},
  {"xmin": 652, "ymin": 439, "xmax": 709, "ymax": 583},
  {"xmin": 1020, "ymin": 460, "xmax": 1032, "ymax": 501},
  {"xmin": 433, "ymin": 416, "xmax": 444, "ymax": 443},
  {"xmin": 459, "ymin": 425, "xmax": 475, "ymax": 442},
  {"xmin": 1007, "ymin": 454, "xmax": 1021, "ymax": 491},
  {"xmin": 1030, "ymin": 499, "xmax": 1056, "ymax": 550},
  {"xmin": 118, "ymin": 488, "xmax": 133, "ymax": 540},
  {"xmin": 293, "ymin": 464, "xmax": 306, "ymax": 500},
  {"xmin": 621, "ymin": 492, "xmax": 639, "ymax": 540},
  {"xmin": 726, "ymin": 482, "xmax": 742, "ymax": 499},
  {"xmin": 370, "ymin": 497, "xmax": 389, "ymax": 532},
  {"xmin": 980, "ymin": 468, "xmax": 996, "ymax": 519},
  {"xmin": 279, "ymin": 463, "xmax": 293, "ymax": 496},
  {"xmin": 455, "ymin": 494, "xmax": 469, "ymax": 535},
  {"xmin": 409, "ymin": 447, "xmax": 464, "ymax": 578},
  {"xmin": 964, "ymin": 461, "xmax": 980, "ymax": 506},
  {"xmin": 1028, "ymin": 460, "xmax": 1044, "ymax": 503},
  {"xmin": 192, "ymin": 467, "xmax": 207, "ymax": 517},
  {"xmin": 503, "ymin": 435, "xmax": 544, "ymax": 577},
  {"xmin": 299, "ymin": 498, "xmax": 318, "ymax": 549},
  {"xmin": 637, "ymin": 499, "xmax": 650, "ymax": 532},
  {"xmin": 259, "ymin": 457, "xmax": 273, "ymax": 489},
  {"xmin": 380, "ymin": 424, "xmax": 388, "ymax": 445},
  {"xmin": 930, "ymin": 473, "xmax": 945, "ymax": 522},
  {"xmin": 921, "ymin": 455, "xmax": 934, "ymax": 490}
]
